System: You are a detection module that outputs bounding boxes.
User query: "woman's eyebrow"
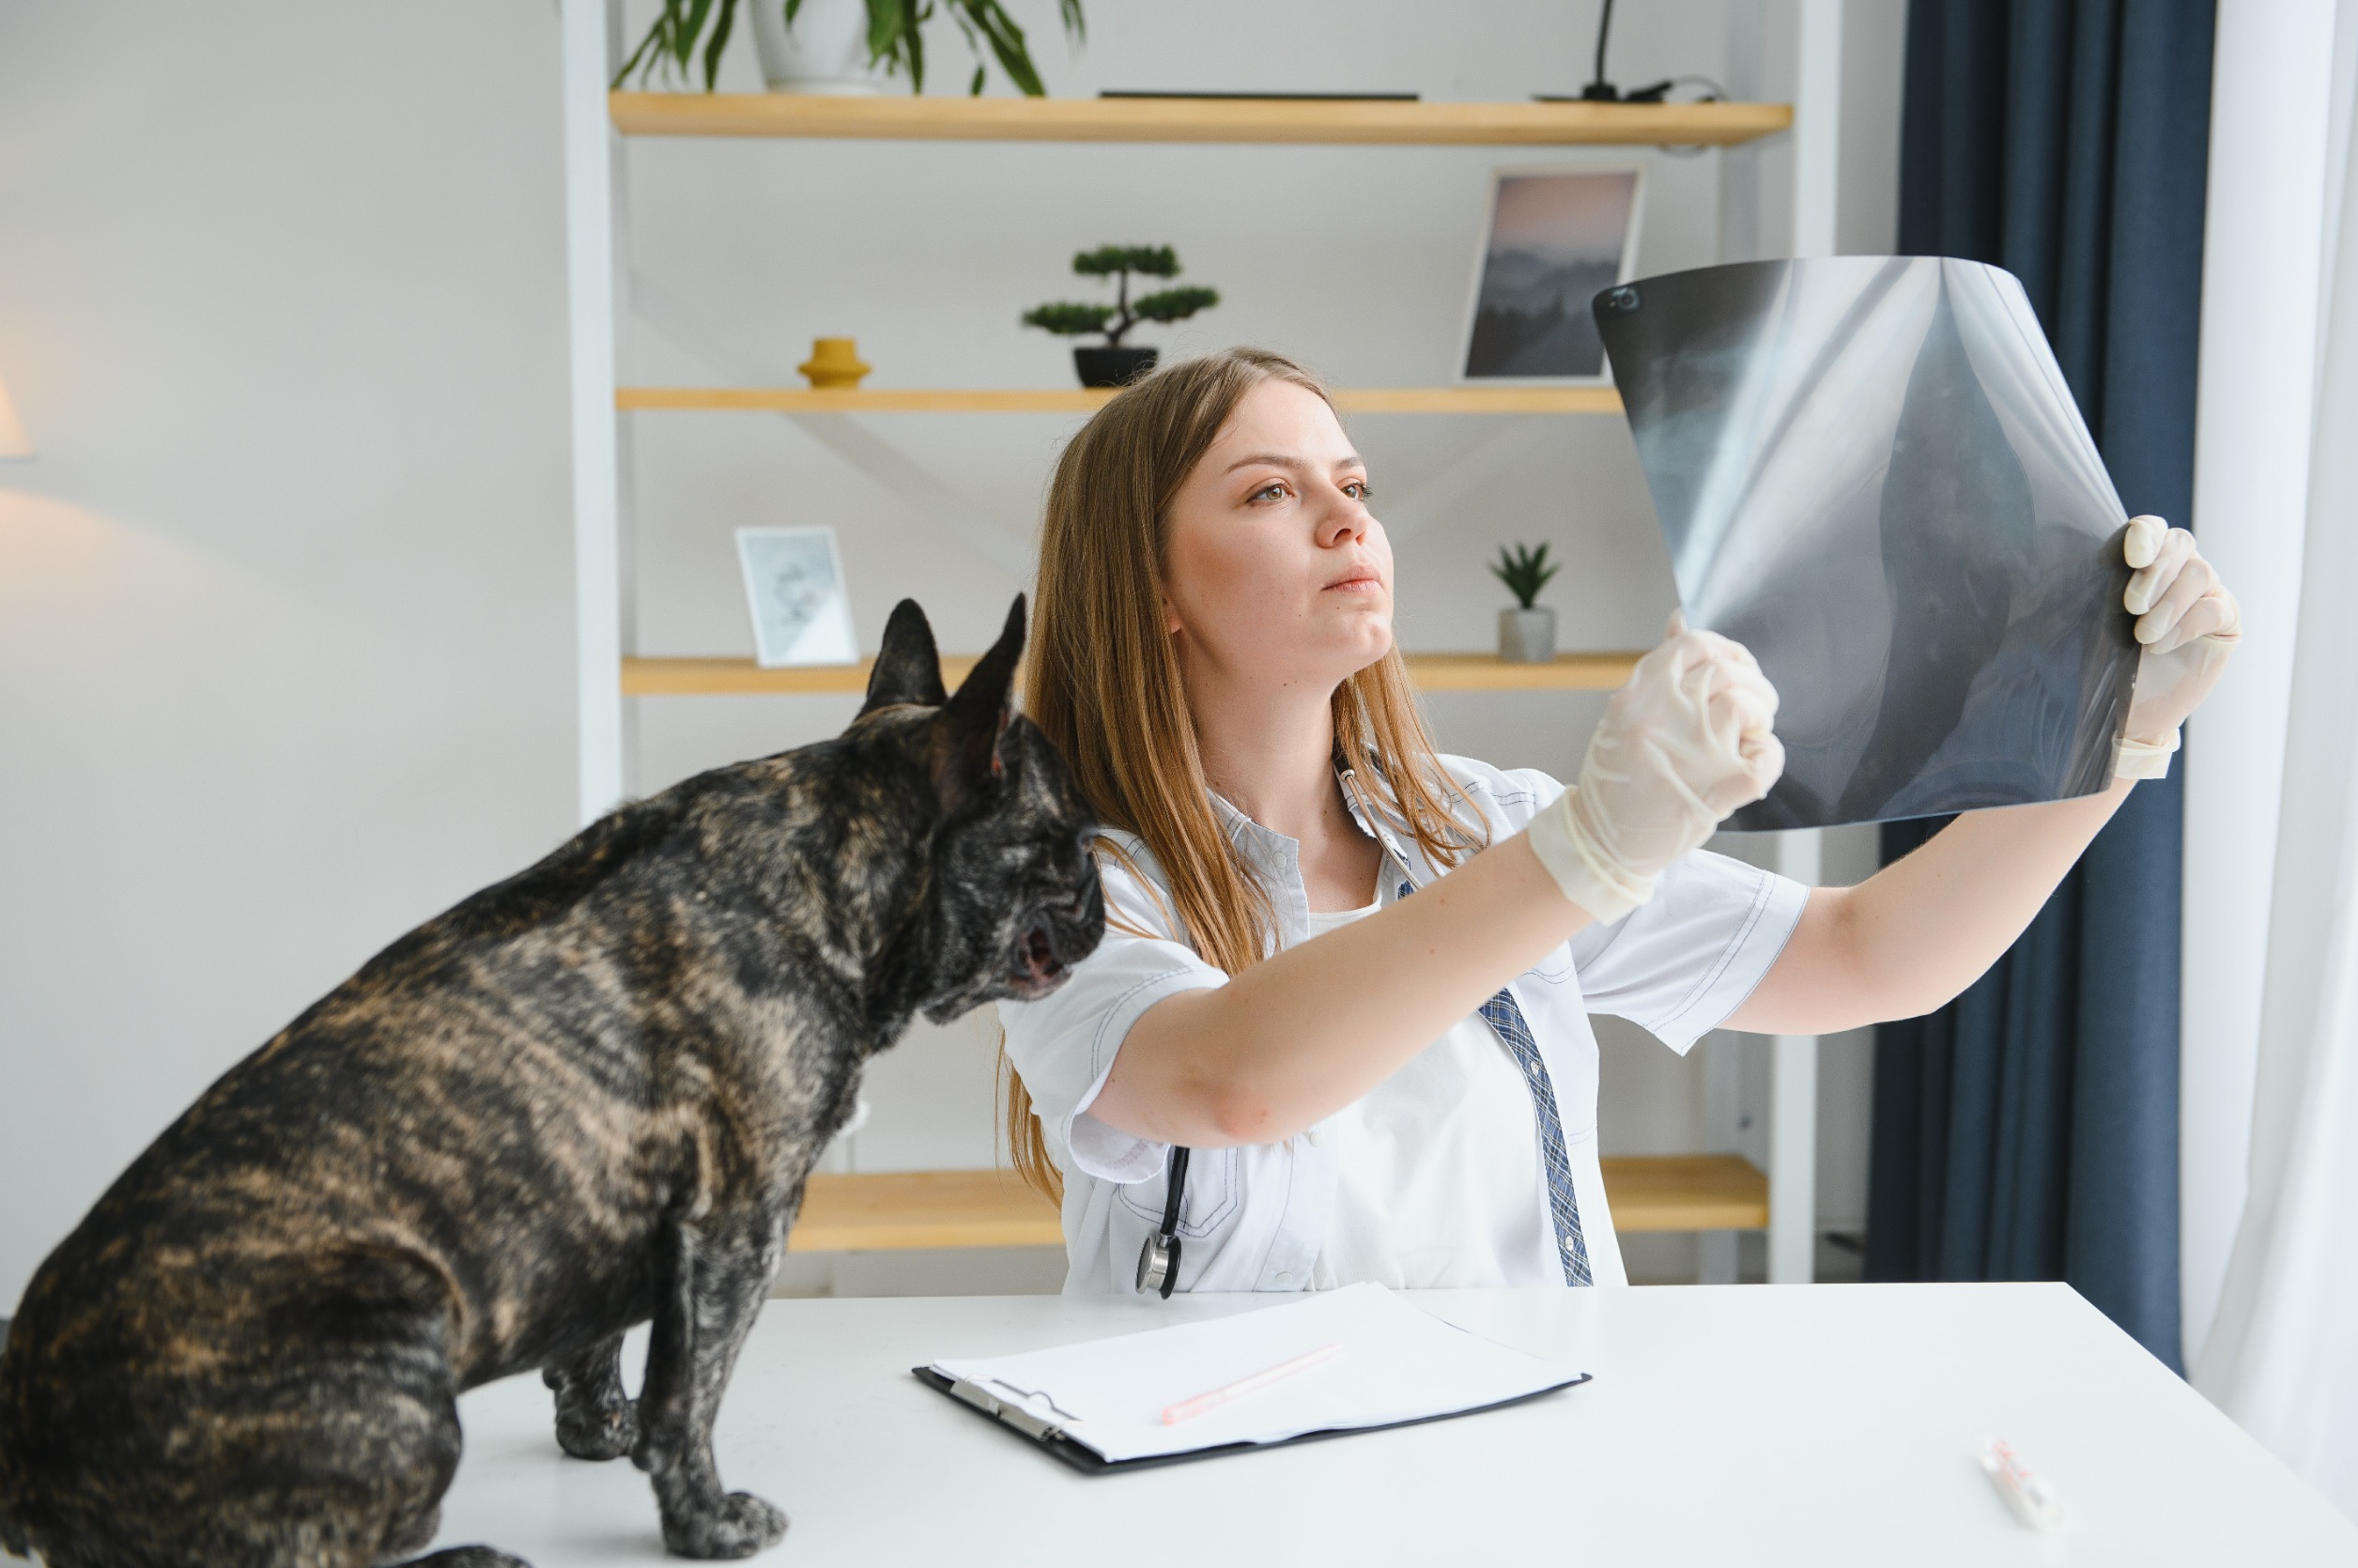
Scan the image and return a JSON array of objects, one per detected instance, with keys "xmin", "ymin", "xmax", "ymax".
[{"xmin": 1221, "ymin": 452, "xmax": 1366, "ymax": 475}]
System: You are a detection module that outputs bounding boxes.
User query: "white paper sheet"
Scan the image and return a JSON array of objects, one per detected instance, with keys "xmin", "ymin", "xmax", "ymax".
[{"xmin": 928, "ymin": 1283, "xmax": 1586, "ymax": 1463}]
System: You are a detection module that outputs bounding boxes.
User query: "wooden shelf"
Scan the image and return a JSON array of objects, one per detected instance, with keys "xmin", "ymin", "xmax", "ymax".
[
  {"xmin": 787, "ymin": 1156, "xmax": 1766, "ymax": 1253},
  {"xmin": 1405, "ymin": 652, "xmax": 1641, "ymax": 691},
  {"xmin": 610, "ymin": 92, "xmax": 1793, "ymax": 146},
  {"xmin": 1598, "ymin": 1155, "xmax": 1769, "ymax": 1232},
  {"xmin": 1336, "ymin": 387, "xmax": 1622, "ymax": 414},
  {"xmin": 622, "ymin": 652, "xmax": 1640, "ymax": 698},
  {"xmin": 624, "ymin": 655, "xmax": 978, "ymax": 695},
  {"xmin": 790, "ymin": 1170, "xmax": 1062, "ymax": 1253},
  {"xmin": 617, "ymin": 386, "xmax": 1623, "ymax": 415}
]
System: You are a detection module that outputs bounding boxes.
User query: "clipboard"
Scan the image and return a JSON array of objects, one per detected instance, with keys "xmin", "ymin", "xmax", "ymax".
[
  {"xmin": 910, "ymin": 1283, "xmax": 1592, "ymax": 1473},
  {"xmin": 911, "ymin": 1361, "xmax": 1592, "ymax": 1474}
]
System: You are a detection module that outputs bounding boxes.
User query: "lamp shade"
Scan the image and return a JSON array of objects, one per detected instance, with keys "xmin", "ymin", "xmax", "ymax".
[{"xmin": 0, "ymin": 372, "xmax": 31, "ymax": 460}]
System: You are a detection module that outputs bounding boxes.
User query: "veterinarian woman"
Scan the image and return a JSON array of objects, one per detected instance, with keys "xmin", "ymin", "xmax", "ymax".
[{"xmin": 999, "ymin": 347, "xmax": 2239, "ymax": 1292}]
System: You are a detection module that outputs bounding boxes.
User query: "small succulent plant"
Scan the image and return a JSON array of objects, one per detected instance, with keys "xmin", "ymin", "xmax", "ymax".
[{"xmin": 1490, "ymin": 542, "xmax": 1561, "ymax": 610}]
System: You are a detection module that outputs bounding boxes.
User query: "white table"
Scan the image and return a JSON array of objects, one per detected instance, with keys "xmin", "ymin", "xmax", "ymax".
[{"xmin": 435, "ymin": 1284, "xmax": 2355, "ymax": 1566}]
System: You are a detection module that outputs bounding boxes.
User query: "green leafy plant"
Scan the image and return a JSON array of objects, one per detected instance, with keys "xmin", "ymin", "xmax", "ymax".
[
  {"xmin": 1022, "ymin": 246, "xmax": 1220, "ymax": 347},
  {"xmin": 1490, "ymin": 542, "xmax": 1561, "ymax": 609},
  {"xmin": 615, "ymin": 0, "xmax": 1085, "ymax": 97}
]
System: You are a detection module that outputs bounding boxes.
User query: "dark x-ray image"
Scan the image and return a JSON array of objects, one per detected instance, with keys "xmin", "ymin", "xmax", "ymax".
[{"xmin": 1594, "ymin": 256, "xmax": 2140, "ymax": 831}]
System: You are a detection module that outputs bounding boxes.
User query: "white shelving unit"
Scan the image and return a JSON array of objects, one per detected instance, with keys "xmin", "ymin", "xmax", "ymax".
[{"xmin": 552, "ymin": 0, "xmax": 1843, "ymax": 1276}]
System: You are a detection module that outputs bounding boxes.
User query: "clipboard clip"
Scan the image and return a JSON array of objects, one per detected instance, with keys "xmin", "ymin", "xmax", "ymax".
[{"xmin": 947, "ymin": 1376, "xmax": 1072, "ymax": 1442}]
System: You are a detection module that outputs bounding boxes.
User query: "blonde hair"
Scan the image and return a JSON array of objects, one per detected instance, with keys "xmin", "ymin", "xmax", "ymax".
[{"xmin": 1001, "ymin": 347, "xmax": 1483, "ymax": 1203}]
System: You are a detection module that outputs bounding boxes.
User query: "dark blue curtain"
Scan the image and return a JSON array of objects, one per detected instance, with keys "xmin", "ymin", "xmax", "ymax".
[{"xmin": 1865, "ymin": 0, "xmax": 2213, "ymax": 1371}]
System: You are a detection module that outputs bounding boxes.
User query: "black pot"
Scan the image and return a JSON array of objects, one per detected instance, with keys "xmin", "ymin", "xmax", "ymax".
[{"xmin": 1073, "ymin": 346, "xmax": 1159, "ymax": 389}]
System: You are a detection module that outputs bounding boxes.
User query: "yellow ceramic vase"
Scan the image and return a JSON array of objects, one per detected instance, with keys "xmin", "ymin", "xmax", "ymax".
[{"xmin": 797, "ymin": 337, "xmax": 871, "ymax": 389}]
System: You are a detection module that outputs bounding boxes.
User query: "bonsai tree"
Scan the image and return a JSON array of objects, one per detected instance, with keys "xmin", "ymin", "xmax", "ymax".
[
  {"xmin": 1024, "ymin": 246, "xmax": 1219, "ymax": 348},
  {"xmin": 616, "ymin": 0, "xmax": 1085, "ymax": 96},
  {"xmin": 1490, "ymin": 542, "xmax": 1561, "ymax": 609}
]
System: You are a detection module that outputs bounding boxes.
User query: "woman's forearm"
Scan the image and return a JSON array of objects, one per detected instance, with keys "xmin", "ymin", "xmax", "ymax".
[
  {"xmin": 1088, "ymin": 835, "xmax": 1593, "ymax": 1148},
  {"xmin": 1726, "ymin": 775, "xmax": 2137, "ymax": 1036},
  {"xmin": 1102, "ymin": 771, "xmax": 2140, "ymax": 1137}
]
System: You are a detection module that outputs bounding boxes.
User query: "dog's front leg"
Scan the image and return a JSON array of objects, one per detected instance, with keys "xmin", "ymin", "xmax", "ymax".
[{"xmin": 633, "ymin": 1212, "xmax": 787, "ymax": 1560}]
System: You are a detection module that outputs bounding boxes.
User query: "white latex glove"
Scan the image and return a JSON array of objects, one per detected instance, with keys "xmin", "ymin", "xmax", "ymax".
[
  {"xmin": 2114, "ymin": 515, "xmax": 2241, "ymax": 778},
  {"xmin": 1526, "ymin": 613, "xmax": 1786, "ymax": 923}
]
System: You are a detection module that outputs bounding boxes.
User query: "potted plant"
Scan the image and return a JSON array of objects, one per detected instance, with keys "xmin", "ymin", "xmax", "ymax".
[
  {"xmin": 1024, "ymin": 246, "xmax": 1220, "ymax": 388},
  {"xmin": 1491, "ymin": 542, "xmax": 1561, "ymax": 664},
  {"xmin": 614, "ymin": 0, "xmax": 1085, "ymax": 97}
]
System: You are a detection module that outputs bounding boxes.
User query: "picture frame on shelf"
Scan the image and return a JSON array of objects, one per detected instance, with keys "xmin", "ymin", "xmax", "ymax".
[
  {"xmin": 1458, "ymin": 165, "xmax": 1645, "ymax": 385},
  {"xmin": 735, "ymin": 527, "xmax": 858, "ymax": 668}
]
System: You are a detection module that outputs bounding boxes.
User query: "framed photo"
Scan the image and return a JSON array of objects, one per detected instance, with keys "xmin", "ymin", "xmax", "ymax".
[
  {"xmin": 1459, "ymin": 165, "xmax": 1646, "ymax": 384},
  {"xmin": 735, "ymin": 527, "xmax": 857, "ymax": 668}
]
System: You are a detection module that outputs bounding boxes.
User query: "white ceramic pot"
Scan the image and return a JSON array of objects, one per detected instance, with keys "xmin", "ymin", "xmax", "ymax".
[
  {"xmin": 1499, "ymin": 606, "xmax": 1557, "ymax": 664},
  {"xmin": 748, "ymin": 0, "xmax": 886, "ymax": 95}
]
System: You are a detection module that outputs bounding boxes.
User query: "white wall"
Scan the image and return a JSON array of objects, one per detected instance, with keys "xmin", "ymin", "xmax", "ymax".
[
  {"xmin": 0, "ymin": 0, "xmax": 1903, "ymax": 1305},
  {"xmin": 0, "ymin": 4, "xmax": 578, "ymax": 1306}
]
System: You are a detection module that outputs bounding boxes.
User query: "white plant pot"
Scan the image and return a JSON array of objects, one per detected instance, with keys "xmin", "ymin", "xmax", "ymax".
[
  {"xmin": 748, "ymin": 0, "xmax": 887, "ymax": 95},
  {"xmin": 1499, "ymin": 606, "xmax": 1557, "ymax": 664}
]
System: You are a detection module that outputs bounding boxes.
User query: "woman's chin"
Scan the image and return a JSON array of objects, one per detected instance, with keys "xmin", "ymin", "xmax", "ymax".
[
  {"xmin": 1325, "ymin": 620, "xmax": 1395, "ymax": 680},
  {"xmin": 1235, "ymin": 607, "xmax": 1391, "ymax": 691}
]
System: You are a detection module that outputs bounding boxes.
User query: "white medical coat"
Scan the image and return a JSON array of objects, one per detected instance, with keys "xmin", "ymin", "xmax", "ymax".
[{"xmin": 997, "ymin": 755, "xmax": 1810, "ymax": 1293}]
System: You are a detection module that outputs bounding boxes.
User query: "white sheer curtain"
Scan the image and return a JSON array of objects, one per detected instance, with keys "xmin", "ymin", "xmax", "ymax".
[{"xmin": 2191, "ymin": 1, "xmax": 2358, "ymax": 1517}]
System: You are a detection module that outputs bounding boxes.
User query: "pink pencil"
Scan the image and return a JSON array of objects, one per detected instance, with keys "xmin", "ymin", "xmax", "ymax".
[{"xmin": 1161, "ymin": 1343, "xmax": 1346, "ymax": 1425}]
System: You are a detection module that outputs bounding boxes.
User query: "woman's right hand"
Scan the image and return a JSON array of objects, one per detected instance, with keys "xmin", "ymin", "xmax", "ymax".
[{"xmin": 1525, "ymin": 613, "xmax": 1785, "ymax": 923}]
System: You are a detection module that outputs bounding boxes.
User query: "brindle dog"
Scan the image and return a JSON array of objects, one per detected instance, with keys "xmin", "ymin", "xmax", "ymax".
[{"xmin": 0, "ymin": 597, "xmax": 1102, "ymax": 1568}]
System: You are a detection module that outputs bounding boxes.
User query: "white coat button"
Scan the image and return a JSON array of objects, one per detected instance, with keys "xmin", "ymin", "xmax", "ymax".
[{"xmin": 1275, "ymin": 1271, "xmax": 1295, "ymax": 1284}]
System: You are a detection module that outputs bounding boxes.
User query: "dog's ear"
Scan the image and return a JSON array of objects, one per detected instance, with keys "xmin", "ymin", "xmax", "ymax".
[
  {"xmin": 934, "ymin": 596, "xmax": 1025, "ymax": 806},
  {"xmin": 861, "ymin": 599, "xmax": 949, "ymax": 715}
]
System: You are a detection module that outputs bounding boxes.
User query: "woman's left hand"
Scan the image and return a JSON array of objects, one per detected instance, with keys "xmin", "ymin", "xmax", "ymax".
[
  {"xmin": 2117, "ymin": 515, "xmax": 2241, "ymax": 777},
  {"xmin": 1734, "ymin": 515, "xmax": 2240, "ymax": 1033}
]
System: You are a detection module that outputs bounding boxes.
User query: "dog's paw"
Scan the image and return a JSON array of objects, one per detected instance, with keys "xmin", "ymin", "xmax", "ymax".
[
  {"xmin": 658, "ymin": 1491, "xmax": 789, "ymax": 1560},
  {"xmin": 553, "ymin": 1391, "xmax": 640, "ymax": 1462},
  {"xmin": 385, "ymin": 1548, "xmax": 534, "ymax": 1567}
]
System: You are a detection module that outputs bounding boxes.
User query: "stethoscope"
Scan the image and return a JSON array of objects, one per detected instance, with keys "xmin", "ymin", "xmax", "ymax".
[
  {"xmin": 1133, "ymin": 763, "xmax": 1398, "ymax": 1299},
  {"xmin": 1134, "ymin": 1145, "xmax": 1190, "ymax": 1298}
]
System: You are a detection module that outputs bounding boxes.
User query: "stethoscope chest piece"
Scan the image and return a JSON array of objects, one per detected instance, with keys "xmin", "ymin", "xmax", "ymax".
[
  {"xmin": 1134, "ymin": 1231, "xmax": 1180, "ymax": 1296},
  {"xmin": 1133, "ymin": 1145, "xmax": 1191, "ymax": 1299}
]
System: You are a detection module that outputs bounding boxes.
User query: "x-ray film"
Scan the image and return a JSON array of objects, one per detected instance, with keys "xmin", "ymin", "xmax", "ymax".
[{"xmin": 1594, "ymin": 256, "xmax": 2139, "ymax": 830}]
